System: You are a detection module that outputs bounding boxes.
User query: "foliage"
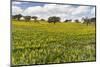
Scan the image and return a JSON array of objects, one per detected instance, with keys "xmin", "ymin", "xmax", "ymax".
[
  {"xmin": 48, "ymin": 16, "xmax": 60, "ymax": 24},
  {"xmin": 32, "ymin": 16, "xmax": 38, "ymax": 23},
  {"xmin": 64, "ymin": 19, "xmax": 72, "ymax": 22},
  {"xmin": 40, "ymin": 19, "xmax": 45, "ymax": 21},
  {"xmin": 90, "ymin": 17, "xmax": 96, "ymax": 22},
  {"xmin": 12, "ymin": 20, "xmax": 96, "ymax": 65},
  {"xmin": 24, "ymin": 16, "xmax": 31, "ymax": 22},
  {"xmin": 13, "ymin": 14, "xmax": 22, "ymax": 21},
  {"xmin": 75, "ymin": 19, "xmax": 80, "ymax": 23},
  {"xmin": 82, "ymin": 17, "xmax": 96, "ymax": 26}
]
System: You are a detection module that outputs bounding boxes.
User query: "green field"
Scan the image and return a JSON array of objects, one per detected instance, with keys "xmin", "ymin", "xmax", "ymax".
[{"xmin": 12, "ymin": 20, "xmax": 96, "ymax": 65}]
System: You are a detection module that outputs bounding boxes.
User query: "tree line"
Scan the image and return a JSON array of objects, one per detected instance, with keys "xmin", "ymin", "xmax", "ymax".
[{"xmin": 12, "ymin": 14, "xmax": 96, "ymax": 25}]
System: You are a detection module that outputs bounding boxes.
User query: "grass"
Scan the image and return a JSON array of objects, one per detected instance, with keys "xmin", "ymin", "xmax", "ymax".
[{"xmin": 12, "ymin": 20, "xmax": 96, "ymax": 65}]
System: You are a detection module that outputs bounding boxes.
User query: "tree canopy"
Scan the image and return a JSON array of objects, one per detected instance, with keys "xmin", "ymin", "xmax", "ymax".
[
  {"xmin": 48, "ymin": 16, "xmax": 60, "ymax": 24},
  {"xmin": 24, "ymin": 16, "xmax": 31, "ymax": 22}
]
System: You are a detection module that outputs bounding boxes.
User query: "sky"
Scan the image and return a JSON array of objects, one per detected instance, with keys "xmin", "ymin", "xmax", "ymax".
[{"xmin": 12, "ymin": 1, "xmax": 96, "ymax": 21}]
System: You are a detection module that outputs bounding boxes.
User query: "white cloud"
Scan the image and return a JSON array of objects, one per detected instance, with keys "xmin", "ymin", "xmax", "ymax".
[
  {"xmin": 12, "ymin": 6, "xmax": 23, "ymax": 15},
  {"xmin": 72, "ymin": 6, "xmax": 90, "ymax": 15},
  {"xmin": 65, "ymin": 6, "xmax": 95, "ymax": 21},
  {"xmin": 12, "ymin": 4, "xmax": 95, "ymax": 21},
  {"xmin": 90, "ymin": 7, "xmax": 95, "ymax": 17},
  {"xmin": 22, "ymin": 6, "xmax": 43, "ymax": 16},
  {"xmin": 12, "ymin": 2, "xmax": 22, "ymax": 5},
  {"xmin": 22, "ymin": 4, "xmax": 74, "ymax": 21}
]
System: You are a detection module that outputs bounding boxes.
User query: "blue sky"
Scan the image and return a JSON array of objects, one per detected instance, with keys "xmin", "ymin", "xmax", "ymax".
[
  {"xmin": 12, "ymin": 1, "xmax": 45, "ymax": 9},
  {"xmin": 12, "ymin": 1, "xmax": 95, "ymax": 21}
]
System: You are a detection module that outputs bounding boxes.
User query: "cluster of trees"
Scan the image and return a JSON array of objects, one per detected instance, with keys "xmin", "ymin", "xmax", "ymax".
[
  {"xmin": 64, "ymin": 19, "xmax": 72, "ymax": 22},
  {"xmin": 40, "ymin": 19, "xmax": 45, "ymax": 21},
  {"xmin": 12, "ymin": 14, "xmax": 38, "ymax": 22},
  {"xmin": 12, "ymin": 14, "xmax": 96, "ymax": 25},
  {"xmin": 48, "ymin": 16, "xmax": 60, "ymax": 24},
  {"xmin": 12, "ymin": 14, "xmax": 61, "ymax": 24},
  {"xmin": 12, "ymin": 14, "xmax": 22, "ymax": 21},
  {"xmin": 82, "ymin": 17, "xmax": 96, "ymax": 26},
  {"xmin": 75, "ymin": 19, "xmax": 80, "ymax": 23}
]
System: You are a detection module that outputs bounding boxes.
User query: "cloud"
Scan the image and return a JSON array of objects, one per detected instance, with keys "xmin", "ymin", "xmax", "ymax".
[
  {"xmin": 22, "ymin": 4, "xmax": 75, "ymax": 21},
  {"xmin": 12, "ymin": 2, "xmax": 22, "ymax": 5},
  {"xmin": 12, "ymin": 6, "xmax": 23, "ymax": 15},
  {"xmin": 22, "ymin": 6, "xmax": 43, "ymax": 16},
  {"xmin": 12, "ymin": 3, "xmax": 95, "ymax": 21},
  {"xmin": 90, "ymin": 7, "xmax": 95, "ymax": 17},
  {"xmin": 70, "ymin": 6, "xmax": 94, "ymax": 21},
  {"xmin": 72, "ymin": 6, "xmax": 90, "ymax": 15}
]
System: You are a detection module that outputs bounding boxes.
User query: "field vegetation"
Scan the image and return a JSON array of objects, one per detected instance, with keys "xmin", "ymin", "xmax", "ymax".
[{"xmin": 12, "ymin": 20, "xmax": 96, "ymax": 65}]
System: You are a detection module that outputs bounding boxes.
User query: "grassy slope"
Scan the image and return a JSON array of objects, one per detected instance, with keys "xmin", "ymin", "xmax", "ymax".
[{"xmin": 12, "ymin": 20, "xmax": 96, "ymax": 65}]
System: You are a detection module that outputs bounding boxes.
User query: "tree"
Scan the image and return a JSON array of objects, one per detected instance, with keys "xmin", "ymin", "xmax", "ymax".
[
  {"xmin": 32, "ymin": 16, "xmax": 38, "ymax": 23},
  {"xmin": 64, "ymin": 19, "xmax": 72, "ymax": 22},
  {"xmin": 24, "ymin": 16, "xmax": 31, "ymax": 22},
  {"xmin": 48, "ymin": 16, "xmax": 60, "ymax": 24},
  {"xmin": 41, "ymin": 19, "xmax": 45, "ymax": 21},
  {"xmin": 16, "ymin": 14, "xmax": 22, "ymax": 21},
  {"xmin": 90, "ymin": 17, "xmax": 96, "ymax": 22},
  {"xmin": 12, "ymin": 15, "xmax": 17, "ymax": 19},
  {"xmin": 12, "ymin": 14, "xmax": 22, "ymax": 21},
  {"xmin": 82, "ymin": 17, "xmax": 90, "ymax": 26},
  {"xmin": 75, "ymin": 19, "xmax": 79, "ymax": 23}
]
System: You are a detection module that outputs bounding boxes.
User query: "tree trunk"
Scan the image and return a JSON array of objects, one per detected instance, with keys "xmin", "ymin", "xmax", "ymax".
[
  {"xmin": 87, "ymin": 22, "xmax": 89, "ymax": 26},
  {"xmin": 54, "ymin": 22, "xmax": 56, "ymax": 24}
]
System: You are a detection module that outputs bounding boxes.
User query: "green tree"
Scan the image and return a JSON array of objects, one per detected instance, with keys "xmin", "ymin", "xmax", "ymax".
[
  {"xmin": 75, "ymin": 19, "xmax": 80, "ymax": 23},
  {"xmin": 90, "ymin": 17, "xmax": 96, "ymax": 22},
  {"xmin": 48, "ymin": 16, "xmax": 60, "ymax": 24},
  {"xmin": 12, "ymin": 15, "xmax": 17, "ymax": 20},
  {"xmin": 32, "ymin": 16, "xmax": 38, "ymax": 23},
  {"xmin": 82, "ymin": 17, "xmax": 90, "ymax": 26},
  {"xmin": 41, "ymin": 19, "xmax": 45, "ymax": 21},
  {"xmin": 24, "ymin": 16, "xmax": 31, "ymax": 22},
  {"xmin": 64, "ymin": 19, "xmax": 72, "ymax": 22},
  {"xmin": 16, "ymin": 14, "xmax": 22, "ymax": 21}
]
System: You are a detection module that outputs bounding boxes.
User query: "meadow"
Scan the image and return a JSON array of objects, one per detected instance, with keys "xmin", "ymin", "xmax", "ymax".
[{"xmin": 12, "ymin": 20, "xmax": 96, "ymax": 65}]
